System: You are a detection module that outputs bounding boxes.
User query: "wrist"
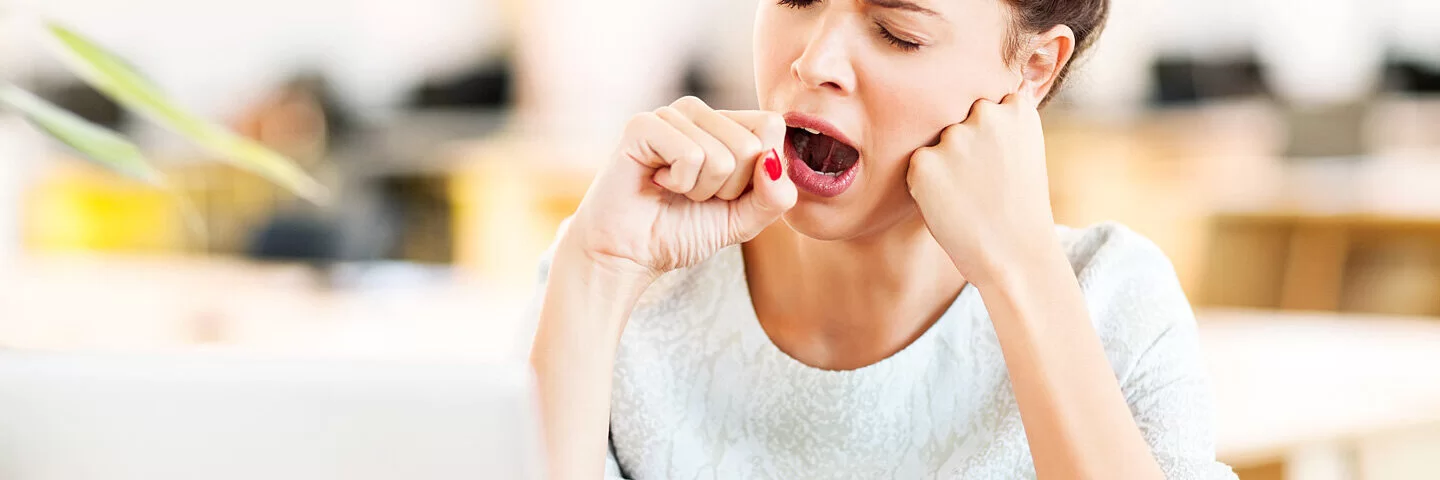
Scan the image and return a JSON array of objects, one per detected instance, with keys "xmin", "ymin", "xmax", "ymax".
[
  {"xmin": 966, "ymin": 229, "xmax": 1070, "ymax": 291},
  {"xmin": 553, "ymin": 235, "xmax": 658, "ymax": 290}
]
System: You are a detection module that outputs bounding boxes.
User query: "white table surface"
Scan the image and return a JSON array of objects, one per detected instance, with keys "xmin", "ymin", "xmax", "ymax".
[{"xmin": 1198, "ymin": 308, "xmax": 1440, "ymax": 468}]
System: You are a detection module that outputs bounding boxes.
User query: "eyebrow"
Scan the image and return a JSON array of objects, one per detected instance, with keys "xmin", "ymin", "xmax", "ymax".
[{"xmin": 865, "ymin": 0, "xmax": 942, "ymax": 17}]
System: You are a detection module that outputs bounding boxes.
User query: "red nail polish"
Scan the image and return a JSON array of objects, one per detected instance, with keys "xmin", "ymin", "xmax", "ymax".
[{"xmin": 764, "ymin": 149, "xmax": 782, "ymax": 181}]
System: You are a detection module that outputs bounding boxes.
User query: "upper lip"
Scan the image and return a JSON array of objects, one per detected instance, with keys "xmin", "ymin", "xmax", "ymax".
[{"xmin": 783, "ymin": 112, "xmax": 858, "ymax": 151}]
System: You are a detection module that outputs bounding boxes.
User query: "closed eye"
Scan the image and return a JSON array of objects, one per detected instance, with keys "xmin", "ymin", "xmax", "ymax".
[{"xmin": 875, "ymin": 23, "xmax": 922, "ymax": 52}]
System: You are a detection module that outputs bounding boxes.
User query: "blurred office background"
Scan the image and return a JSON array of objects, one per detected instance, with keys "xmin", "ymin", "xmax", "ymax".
[{"xmin": 1, "ymin": 0, "xmax": 1439, "ymax": 478}]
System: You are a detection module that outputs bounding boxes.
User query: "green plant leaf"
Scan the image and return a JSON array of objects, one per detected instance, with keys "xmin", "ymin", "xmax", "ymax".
[
  {"xmin": 44, "ymin": 22, "xmax": 328, "ymax": 203},
  {"xmin": 0, "ymin": 84, "xmax": 162, "ymax": 184}
]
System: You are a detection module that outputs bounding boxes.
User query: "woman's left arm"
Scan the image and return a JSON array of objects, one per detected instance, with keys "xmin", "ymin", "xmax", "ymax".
[
  {"xmin": 973, "ymin": 239, "xmax": 1167, "ymax": 480},
  {"xmin": 908, "ymin": 94, "xmax": 1167, "ymax": 480}
]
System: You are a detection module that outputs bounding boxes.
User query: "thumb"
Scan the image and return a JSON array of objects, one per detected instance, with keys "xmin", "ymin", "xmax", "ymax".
[{"xmin": 730, "ymin": 148, "xmax": 796, "ymax": 243}]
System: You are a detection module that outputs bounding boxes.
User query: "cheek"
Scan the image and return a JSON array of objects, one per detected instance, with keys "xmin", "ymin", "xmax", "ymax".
[
  {"xmin": 861, "ymin": 74, "xmax": 968, "ymax": 174},
  {"xmin": 857, "ymin": 60, "xmax": 1001, "ymax": 201},
  {"xmin": 863, "ymin": 55, "xmax": 1005, "ymax": 154},
  {"xmin": 752, "ymin": 9, "xmax": 792, "ymax": 106}
]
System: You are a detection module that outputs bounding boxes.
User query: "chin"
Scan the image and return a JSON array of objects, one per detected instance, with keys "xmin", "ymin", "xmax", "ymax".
[
  {"xmin": 779, "ymin": 195, "xmax": 917, "ymax": 242},
  {"xmin": 780, "ymin": 198, "xmax": 856, "ymax": 241}
]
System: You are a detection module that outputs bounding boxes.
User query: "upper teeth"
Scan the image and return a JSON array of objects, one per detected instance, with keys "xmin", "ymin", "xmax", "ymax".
[{"xmin": 802, "ymin": 127, "xmax": 821, "ymax": 135}]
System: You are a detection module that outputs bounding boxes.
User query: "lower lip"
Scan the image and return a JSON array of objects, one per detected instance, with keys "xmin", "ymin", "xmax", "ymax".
[{"xmin": 784, "ymin": 141, "xmax": 859, "ymax": 198}]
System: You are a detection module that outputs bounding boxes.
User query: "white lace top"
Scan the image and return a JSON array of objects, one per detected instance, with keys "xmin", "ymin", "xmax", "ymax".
[{"xmin": 526, "ymin": 222, "xmax": 1237, "ymax": 479}]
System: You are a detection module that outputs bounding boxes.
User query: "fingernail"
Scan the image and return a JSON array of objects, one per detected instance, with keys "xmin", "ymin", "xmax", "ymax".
[{"xmin": 764, "ymin": 149, "xmax": 782, "ymax": 181}]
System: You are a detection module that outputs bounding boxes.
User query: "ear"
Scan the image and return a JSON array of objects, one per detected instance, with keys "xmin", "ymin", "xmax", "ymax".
[{"xmin": 1016, "ymin": 24, "xmax": 1076, "ymax": 106}]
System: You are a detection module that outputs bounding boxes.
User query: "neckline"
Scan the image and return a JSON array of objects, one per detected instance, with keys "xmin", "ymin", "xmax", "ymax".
[{"xmin": 726, "ymin": 246, "xmax": 976, "ymax": 378}]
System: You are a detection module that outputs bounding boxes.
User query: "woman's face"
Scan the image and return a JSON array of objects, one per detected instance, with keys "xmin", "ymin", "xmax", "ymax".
[{"xmin": 754, "ymin": 0, "xmax": 1021, "ymax": 241}]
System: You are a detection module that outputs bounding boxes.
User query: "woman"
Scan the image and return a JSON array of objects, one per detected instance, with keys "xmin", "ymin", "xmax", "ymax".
[{"xmin": 528, "ymin": 0, "xmax": 1236, "ymax": 478}]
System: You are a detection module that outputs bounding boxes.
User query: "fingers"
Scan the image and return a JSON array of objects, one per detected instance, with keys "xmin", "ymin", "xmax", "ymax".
[
  {"xmin": 1002, "ymin": 91, "xmax": 1041, "ymax": 111},
  {"xmin": 624, "ymin": 111, "xmax": 704, "ymax": 189},
  {"xmin": 730, "ymin": 147, "xmax": 796, "ymax": 243},
  {"xmin": 655, "ymin": 103, "xmax": 734, "ymax": 201},
  {"xmin": 717, "ymin": 110, "xmax": 786, "ymax": 154},
  {"xmin": 962, "ymin": 97, "xmax": 996, "ymax": 125},
  {"xmin": 672, "ymin": 98, "xmax": 766, "ymax": 201},
  {"xmin": 643, "ymin": 97, "xmax": 781, "ymax": 203},
  {"xmin": 964, "ymin": 93, "xmax": 1034, "ymax": 124}
]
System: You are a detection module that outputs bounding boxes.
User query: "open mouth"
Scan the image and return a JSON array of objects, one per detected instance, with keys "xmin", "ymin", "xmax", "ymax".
[{"xmin": 786, "ymin": 127, "xmax": 860, "ymax": 176}]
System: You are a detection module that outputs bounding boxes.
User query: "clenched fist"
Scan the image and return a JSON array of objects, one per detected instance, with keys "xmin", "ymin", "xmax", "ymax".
[{"xmin": 562, "ymin": 96, "xmax": 798, "ymax": 281}]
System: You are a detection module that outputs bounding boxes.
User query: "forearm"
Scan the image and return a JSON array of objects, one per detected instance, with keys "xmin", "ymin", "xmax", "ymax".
[
  {"xmin": 973, "ymin": 242, "xmax": 1164, "ymax": 480},
  {"xmin": 530, "ymin": 245, "xmax": 651, "ymax": 480}
]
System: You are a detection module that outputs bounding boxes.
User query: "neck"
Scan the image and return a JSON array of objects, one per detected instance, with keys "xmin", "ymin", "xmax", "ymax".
[{"xmin": 742, "ymin": 211, "xmax": 966, "ymax": 370}]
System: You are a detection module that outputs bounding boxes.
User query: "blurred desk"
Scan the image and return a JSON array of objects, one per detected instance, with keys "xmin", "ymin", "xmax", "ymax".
[
  {"xmin": 1201, "ymin": 158, "xmax": 1440, "ymax": 315},
  {"xmin": 0, "ymin": 255, "xmax": 536, "ymax": 362},
  {"xmin": 8, "ymin": 260, "xmax": 1440, "ymax": 480},
  {"xmin": 1200, "ymin": 308, "xmax": 1440, "ymax": 479}
]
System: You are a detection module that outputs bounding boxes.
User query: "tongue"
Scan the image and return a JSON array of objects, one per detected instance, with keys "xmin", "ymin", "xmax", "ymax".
[
  {"xmin": 808, "ymin": 134, "xmax": 839, "ymax": 172},
  {"xmin": 805, "ymin": 133, "xmax": 857, "ymax": 174}
]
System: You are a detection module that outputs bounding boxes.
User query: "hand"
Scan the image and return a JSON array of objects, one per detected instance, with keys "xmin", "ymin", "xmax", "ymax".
[
  {"xmin": 563, "ymin": 96, "xmax": 797, "ymax": 281},
  {"xmin": 906, "ymin": 94, "xmax": 1061, "ymax": 287}
]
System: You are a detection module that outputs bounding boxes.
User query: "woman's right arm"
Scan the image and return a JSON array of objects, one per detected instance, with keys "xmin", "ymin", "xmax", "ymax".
[
  {"xmin": 530, "ymin": 244, "xmax": 651, "ymax": 480},
  {"xmin": 527, "ymin": 96, "xmax": 794, "ymax": 479}
]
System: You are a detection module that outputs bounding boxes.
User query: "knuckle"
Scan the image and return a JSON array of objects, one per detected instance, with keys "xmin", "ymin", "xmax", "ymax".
[
  {"xmin": 911, "ymin": 148, "xmax": 942, "ymax": 167},
  {"xmin": 673, "ymin": 95, "xmax": 706, "ymax": 111},
  {"xmin": 762, "ymin": 112, "xmax": 785, "ymax": 135},
  {"xmin": 682, "ymin": 147, "xmax": 705, "ymax": 166},
  {"xmin": 655, "ymin": 105, "xmax": 682, "ymax": 120},
  {"xmin": 940, "ymin": 125, "xmax": 966, "ymax": 141},
  {"xmin": 709, "ymin": 153, "xmax": 737, "ymax": 178},
  {"xmin": 739, "ymin": 137, "xmax": 765, "ymax": 160}
]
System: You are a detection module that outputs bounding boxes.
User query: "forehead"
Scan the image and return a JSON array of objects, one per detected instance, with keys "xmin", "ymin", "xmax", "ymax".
[
  {"xmin": 864, "ymin": 0, "xmax": 943, "ymax": 17},
  {"xmin": 865, "ymin": 0, "xmax": 1014, "ymax": 24}
]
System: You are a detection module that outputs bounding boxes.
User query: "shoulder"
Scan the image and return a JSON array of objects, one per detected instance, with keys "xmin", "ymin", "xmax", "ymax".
[
  {"xmin": 1057, "ymin": 221, "xmax": 1187, "ymax": 308},
  {"xmin": 1055, "ymin": 222, "xmax": 1197, "ymax": 370},
  {"xmin": 1058, "ymin": 221, "xmax": 1171, "ymax": 280}
]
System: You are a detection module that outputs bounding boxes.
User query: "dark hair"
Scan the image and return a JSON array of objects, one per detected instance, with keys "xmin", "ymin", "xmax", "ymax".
[{"xmin": 1001, "ymin": 0, "xmax": 1110, "ymax": 102}]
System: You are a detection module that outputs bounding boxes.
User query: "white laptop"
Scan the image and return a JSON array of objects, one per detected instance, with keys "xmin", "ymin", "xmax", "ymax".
[{"xmin": 0, "ymin": 351, "xmax": 545, "ymax": 480}]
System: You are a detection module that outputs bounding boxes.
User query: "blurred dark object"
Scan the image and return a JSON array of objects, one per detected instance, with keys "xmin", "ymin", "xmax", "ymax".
[
  {"xmin": 381, "ymin": 176, "xmax": 452, "ymax": 264},
  {"xmin": 1383, "ymin": 59, "xmax": 1440, "ymax": 94},
  {"xmin": 300, "ymin": 72, "xmax": 358, "ymax": 145},
  {"xmin": 33, "ymin": 80, "xmax": 128, "ymax": 130},
  {"xmin": 325, "ymin": 110, "xmax": 508, "ymax": 263},
  {"xmin": 680, "ymin": 58, "xmax": 715, "ymax": 101},
  {"xmin": 246, "ymin": 209, "xmax": 338, "ymax": 265},
  {"xmin": 409, "ymin": 58, "xmax": 513, "ymax": 108},
  {"xmin": 1281, "ymin": 101, "xmax": 1367, "ymax": 159},
  {"xmin": 1151, "ymin": 56, "xmax": 1269, "ymax": 106}
]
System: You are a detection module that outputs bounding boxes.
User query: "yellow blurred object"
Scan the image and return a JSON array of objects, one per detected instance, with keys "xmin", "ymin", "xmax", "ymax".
[
  {"xmin": 23, "ymin": 162, "xmax": 183, "ymax": 252},
  {"xmin": 448, "ymin": 136, "xmax": 596, "ymax": 280},
  {"xmin": 23, "ymin": 156, "xmax": 289, "ymax": 255}
]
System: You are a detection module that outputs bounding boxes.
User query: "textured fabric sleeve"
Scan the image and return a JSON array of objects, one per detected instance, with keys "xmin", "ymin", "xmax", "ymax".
[
  {"xmin": 1073, "ymin": 224, "xmax": 1238, "ymax": 480},
  {"xmin": 517, "ymin": 219, "xmax": 632, "ymax": 480}
]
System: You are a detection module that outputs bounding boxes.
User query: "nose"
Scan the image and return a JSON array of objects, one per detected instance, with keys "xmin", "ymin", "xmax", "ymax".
[{"xmin": 790, "ymin": 14, "xmax": 857, "ymax": 95}]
